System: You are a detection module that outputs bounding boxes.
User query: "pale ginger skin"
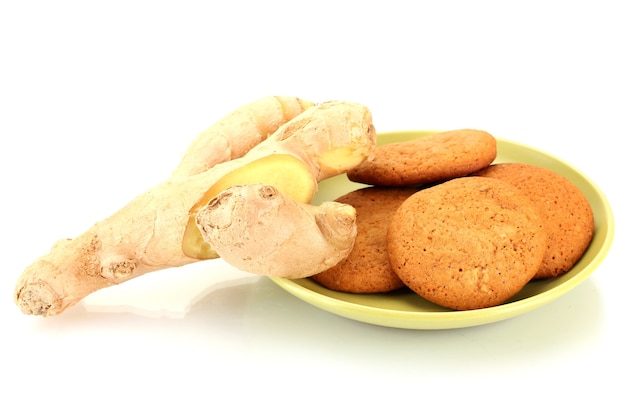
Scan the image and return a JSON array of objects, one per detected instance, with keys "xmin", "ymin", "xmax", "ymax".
[
  {"xmin": 197, "ymin": 184, "xmax": 357, "ymax": 279},
  {"xmin": 172, "ymin": 96, "xmax": 313, "ymax": 177},
  {"xmin": 15, "ymin": 174, "xmax": 223, "ymax": 316},
  {"xmin": 15, "ymin": 99, "xmax": 376, "ymax": 316}
]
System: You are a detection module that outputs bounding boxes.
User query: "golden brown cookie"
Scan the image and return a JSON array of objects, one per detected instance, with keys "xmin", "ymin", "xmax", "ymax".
[
  {"xmin": 347, "ymin": 129, "xmax": 497, "ymax": 186},
  {"xmin": 474, "ymin": 163, "xmax": 594, "ymax": 278},
  {"xmin": 387, "ymin": 177, "xmax": 547, "ymax": 310},
  {"xmin": 312, "ymin": 186, "xmax": 416, "ymax": 293}
]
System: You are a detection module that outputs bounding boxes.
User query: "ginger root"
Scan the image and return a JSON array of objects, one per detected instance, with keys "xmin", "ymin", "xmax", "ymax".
[
  {"xmin": 196, "ymin": 184, "xmax": 357, "ymax": 279},
  {"xmin": 15, "ymin": 99, "xmax": 375, "ymax": 316},
  {"xmin": 180, "ymin": 100, "xmax": 375, "ymax": 259}
]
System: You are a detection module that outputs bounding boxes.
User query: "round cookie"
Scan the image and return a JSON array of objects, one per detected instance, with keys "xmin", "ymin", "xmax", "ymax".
[
  {"xmin": 474, "ymin": 163, "xmax": 594, "ymax": 278},
  {"xmin": 387, "ymin": 177, "xmax": 547, "ymax": 310},
  {"xmin": 312, "ymin": 186, "xmax": 416, "ymax": 293},
  {"xmin": 347, "ymin": 129, "xmax": 497, "ymax": 187}
]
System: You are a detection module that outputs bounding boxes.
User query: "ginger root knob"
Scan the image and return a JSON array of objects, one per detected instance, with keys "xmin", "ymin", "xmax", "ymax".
[{"xmin": 196, "ymin": 184, "xmax": 357, "ymax": 279}]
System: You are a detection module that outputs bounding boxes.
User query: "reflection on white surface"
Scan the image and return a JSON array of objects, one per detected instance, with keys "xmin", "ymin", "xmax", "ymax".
[
  {"xmin": 79, "ymin": 259, "xmax": 254, "ymax": 319},
  {"xmin": 29, "ymin": 258, "xmax": 604, "ymax": 370},
  {"xmin": 4, "ymin": 264, "xmax": 609, "ymax": 414}
]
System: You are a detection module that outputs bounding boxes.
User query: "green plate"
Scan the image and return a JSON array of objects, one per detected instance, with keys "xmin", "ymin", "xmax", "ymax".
[{"xmin": 269, "ymin": 131, "xmax": 614, "ymax": 329}]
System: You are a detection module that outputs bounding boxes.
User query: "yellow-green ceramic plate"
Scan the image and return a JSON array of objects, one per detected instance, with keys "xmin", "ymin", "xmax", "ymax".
[{"xmin": 269, "ymin": 131, "xmax": 614, "ymax": 329}]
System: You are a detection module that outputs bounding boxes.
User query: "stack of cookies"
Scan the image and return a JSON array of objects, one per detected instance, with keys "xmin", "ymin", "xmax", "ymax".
[{"xmin": 311, "ymin": 129, "xmax": 595, "ymax": 311}]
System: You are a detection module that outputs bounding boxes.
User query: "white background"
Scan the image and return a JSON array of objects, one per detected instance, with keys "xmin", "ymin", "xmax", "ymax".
[{"xmin": 1, "ymin": 1, "xmax": 623, "ymax": 415}]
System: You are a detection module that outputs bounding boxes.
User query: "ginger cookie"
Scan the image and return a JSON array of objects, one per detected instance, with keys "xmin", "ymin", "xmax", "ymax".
[
  {"xmin": 347, "ymin": 129, "xmax": 497, "ymax": 187},
  {"xmin": 474, "ymin": 163, "xmax": 594, "ymax": 278},
  {"xmin": 312, "ymin": 186, "xmax": 416, "ymax": 293},
  {"xmin": 387, "ymin": 177, "xmax": 547, "ymax": 310}
]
